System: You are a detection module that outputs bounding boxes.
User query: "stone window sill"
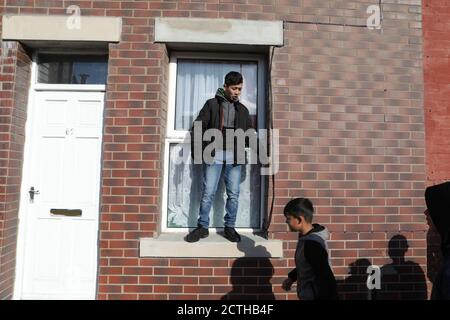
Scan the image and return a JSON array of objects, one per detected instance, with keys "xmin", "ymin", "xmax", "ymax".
[{"xmin": 139, "ymin": 232, "xmax": 283, "ymax": 258}]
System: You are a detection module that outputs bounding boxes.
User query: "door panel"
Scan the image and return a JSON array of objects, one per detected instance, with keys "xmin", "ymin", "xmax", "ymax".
[{"xmin": 20, "ymin": 91, "xmax": 104, "ymax": 300}]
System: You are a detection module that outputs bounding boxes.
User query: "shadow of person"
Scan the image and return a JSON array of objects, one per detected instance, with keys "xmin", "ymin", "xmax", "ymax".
[
  {"xmin": 337, "ymin": 259, "xmax": 372, "ymax": 300},
  {"xmin": 221, "ymin": 235, "xmax": 275, "ymax": 300},
  {"xmin": 374, "ymin": 234, "xmax": 427, "ymax": 300}
]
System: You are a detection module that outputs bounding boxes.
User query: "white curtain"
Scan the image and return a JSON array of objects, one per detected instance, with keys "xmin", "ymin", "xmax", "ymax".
[
  {"xmin": 175, "ymin": 59, "xmax": 258, "ymax": 130},
  {"xmin": 167, "ymin": 59, "xmax": 260, "ymax": 228}
]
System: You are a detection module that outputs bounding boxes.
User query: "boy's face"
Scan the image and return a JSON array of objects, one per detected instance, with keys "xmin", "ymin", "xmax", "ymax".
[
  {"xmin": 224, "ymin": 83, "xmax": 243, "ymax": 102},
  {"xmin": 285, "ymin": 214, "xmax": 302, "ymax": 232}
]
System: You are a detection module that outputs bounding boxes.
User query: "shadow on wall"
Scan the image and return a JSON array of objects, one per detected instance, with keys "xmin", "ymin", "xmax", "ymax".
[
  {"xmin": 338, "ymin": 234, "xmax": 427, "ymax": 300},
  {"xmin": 221, "ymin": 235, "xmax": 275, "ymax": 300},
  {"xmin": 337, "ymin": 258, "xmax": 373, "ymax": 300}
]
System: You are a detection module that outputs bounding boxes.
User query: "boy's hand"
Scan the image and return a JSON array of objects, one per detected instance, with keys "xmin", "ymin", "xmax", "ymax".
[{"xmin": 282, "ymin": 278, "xmax": 295, "ymax": 291}]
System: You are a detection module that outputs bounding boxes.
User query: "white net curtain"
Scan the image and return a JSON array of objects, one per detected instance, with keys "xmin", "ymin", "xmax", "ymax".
[{"xmin": 167, "ymin": 59, "xmax": 261, "ymax": 228}]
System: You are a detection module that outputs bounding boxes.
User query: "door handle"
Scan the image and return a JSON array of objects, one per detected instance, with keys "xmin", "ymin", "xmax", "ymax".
[
  {"xmin": 29, "ymin": 187, "xmax": 40, "ymax": 201},
  {"xmin": 50, "ymin": 209, "xmax": 82, "ymax": 217}
]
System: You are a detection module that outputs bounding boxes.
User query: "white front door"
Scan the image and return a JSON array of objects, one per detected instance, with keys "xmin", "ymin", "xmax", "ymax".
[{"xmin": 18, "ymin": 90, "xmax": 104, "ymax": 300}]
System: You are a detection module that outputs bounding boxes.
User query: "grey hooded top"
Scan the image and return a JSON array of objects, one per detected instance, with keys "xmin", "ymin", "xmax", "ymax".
[
  {"xmin": 215, "ymin": 87, "xmax": 235, "ymax": 128},
  {"xmin": 288, "ymin": 224, "xmax": 338, "ymax": 300}
]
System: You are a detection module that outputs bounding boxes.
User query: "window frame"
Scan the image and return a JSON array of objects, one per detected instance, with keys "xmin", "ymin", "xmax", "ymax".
[
  {"xmin": 161, "ymin": 51, "xmax": 267, "ymax": 233},
  {"xmin": 34, "ymin": 51, "xmax": 107, "ymax": 91}
]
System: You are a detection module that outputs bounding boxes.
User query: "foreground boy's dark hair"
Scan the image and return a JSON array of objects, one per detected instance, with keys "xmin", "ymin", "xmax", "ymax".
[
  {"xmin": 224, "ymin": 71, "xmax": 243, "ymax": 86},
  {"xmin": 283, "ymin": 198, "xmax": 314, "ymax": 223}
]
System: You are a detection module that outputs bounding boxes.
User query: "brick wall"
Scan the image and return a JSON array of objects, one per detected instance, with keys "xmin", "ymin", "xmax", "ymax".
[
  {"xmin": 271, "ymin": 1, "xmax": 426, "ymax": 299},
  {"xmin": 0, "ymin": 37, "xmax": 32, "ymax": 299},
  {"xmin": 0, "ymin": 0, "xmax": 428, "ymax": 300}
]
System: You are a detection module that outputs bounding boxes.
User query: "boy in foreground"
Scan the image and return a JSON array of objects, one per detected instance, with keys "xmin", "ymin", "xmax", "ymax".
[{"xmin": 282, "ymin": 198, "xmax": 338, "ymax": 300}]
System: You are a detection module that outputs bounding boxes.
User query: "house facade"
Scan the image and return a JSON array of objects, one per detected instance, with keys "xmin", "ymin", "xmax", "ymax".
[{"xmin": 0, "ymin": 0, "xmax": 445, "ymax": 300}]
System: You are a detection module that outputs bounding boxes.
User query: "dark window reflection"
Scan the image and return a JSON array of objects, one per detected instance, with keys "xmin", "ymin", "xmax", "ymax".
[{"xmin": 38, "ymin": 54, "xmax": 108, "ymax": 84}]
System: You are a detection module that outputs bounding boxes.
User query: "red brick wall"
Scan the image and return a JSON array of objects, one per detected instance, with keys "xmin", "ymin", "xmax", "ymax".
[
  {"xmin": 272, "ymin": 4, "xmax": 426, "ymax": 298},
  {"xmin": 0, "ymin": 0, "xmax": 428, "ymax": 300},
  {"xmin": 0, "ymin": 38, "xmax": 32, "ymax": 299},
  {"xmin": 423, "ymin": 0, "xmax": 450, "ymax": 184},
  {"xmin": 423, "ymin": 0, "xmax": 450, "ymax": 290}
]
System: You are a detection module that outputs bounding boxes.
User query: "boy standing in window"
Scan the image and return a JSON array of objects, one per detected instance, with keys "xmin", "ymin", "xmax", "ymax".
[
  {"xmin": 282, "ymin": 198, "xmax": 338, "ymax": 300},
  {"xmin": 185, "ymin": 71, "xmax": 254, "ymax": 243}
]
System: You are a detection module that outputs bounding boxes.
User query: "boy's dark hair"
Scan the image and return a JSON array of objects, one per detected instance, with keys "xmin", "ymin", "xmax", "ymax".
[
  {"xmin": 283, "ymin": 198, "xmax": 314, "ymax": 223},
  {"xmin": 224, "ymin": 71, "xmax": 243, "ymax": 86}
]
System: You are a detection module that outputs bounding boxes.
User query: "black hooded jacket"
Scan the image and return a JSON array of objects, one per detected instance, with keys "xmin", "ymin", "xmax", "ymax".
[
  {"xmin": 287, "ymin": 224, "xmax": 338, "ymax": 300},
  {"xmin": 425, "ymin": 181, "xmax": 450, "ymax": 300},
  {"xmin": 425, "ymin": 181, "xmax": 450, "ymax": 255},
  {"xmin": 190, "ymin": 89, "xmax": 255, "ymax": 166}
]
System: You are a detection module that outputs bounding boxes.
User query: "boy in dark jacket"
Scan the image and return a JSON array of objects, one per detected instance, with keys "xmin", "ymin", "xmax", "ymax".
[
  {"xmin": 282, "ymin": 198, "xmax": 338, "ymax": 300},
  {"xmin": 185, "ymin": 71, "xmax": 254, "ymax": 243}
]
